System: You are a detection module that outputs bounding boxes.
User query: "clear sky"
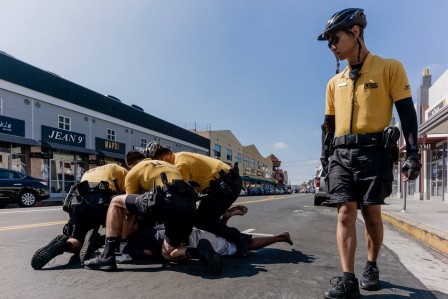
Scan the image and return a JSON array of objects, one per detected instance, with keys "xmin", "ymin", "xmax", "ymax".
[{"xmin": 1, "ymin": 1, "xmax": 447, "ymax": 185}]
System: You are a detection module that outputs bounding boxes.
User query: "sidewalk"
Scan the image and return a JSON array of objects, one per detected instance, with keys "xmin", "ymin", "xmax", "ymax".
[{"xmin": 381, "ymin": 197, "xmax": 448, "ymax": 257}]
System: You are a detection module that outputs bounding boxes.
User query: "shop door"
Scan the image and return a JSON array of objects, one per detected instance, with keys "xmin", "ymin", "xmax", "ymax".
[
  {"xmin": 50, "ymin": 160, "xmax": 76, "ymax": 196},
  {"xmin": 430, "ymin": 161, "xmax": 443, "ymax": 201}
]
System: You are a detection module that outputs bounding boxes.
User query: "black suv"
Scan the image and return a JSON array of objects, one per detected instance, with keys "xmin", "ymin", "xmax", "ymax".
[{"xmin": 0, "ymin": 168, "xmax": 50, "ymax": 208}]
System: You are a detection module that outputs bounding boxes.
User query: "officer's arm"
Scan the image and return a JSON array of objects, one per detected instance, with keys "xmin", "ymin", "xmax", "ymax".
[
  {"xmin": 321, "ymin": 114, "xmax": 335, "ymax": 158},
  {"xmin": 395, "ymin": 97, "xmax": 418, "ymax": 155}
]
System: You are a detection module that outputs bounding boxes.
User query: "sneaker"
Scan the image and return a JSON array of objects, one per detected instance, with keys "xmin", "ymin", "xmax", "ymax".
[
  {"xmin": 323, "ymin": 276, "xmax": 360, "ymax": 299},
  {"xmin": 116, "ymin": 253, "xmax": 133, "ymax": 263},
  {"xmin": 31, "ymin": 234, "xmax": 68, "ymax": 270},
  {"xmin": 84, "ymin": 255, "xmax": 117, "ymax": 271},
  {"xmin": 197, "ymin": 239, "xmax": 223, "ymax": 275},
  {"xmin": 79, "ymin": 228, "xmax": 101, "ymax": 264},
  {"xmin": 360, "ymin": 265, "xmax": 380, "ymax": 290}
]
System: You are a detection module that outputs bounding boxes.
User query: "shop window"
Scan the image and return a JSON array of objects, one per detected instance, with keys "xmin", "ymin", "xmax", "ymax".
[
  {"xmin": 244, "ymin": 156, "xmax": 249, "ymax": 167},
  {"xmin": 58, "ymin": 115, "xmax": 70, "ymax": 130},
  {"xmin": 107, "ymin": 129, "xmax": 116, "ymax": 141},
  {"xmin": 214, "ymin": 144, "xmax": 221, "ymax": 158},
  {"xmin": 141, "ymin": 138, "xmax": 147, "ymax": 147},
  {"xmin": 227, "ymin": 149, "xmax": 232, "ymax": 161}
]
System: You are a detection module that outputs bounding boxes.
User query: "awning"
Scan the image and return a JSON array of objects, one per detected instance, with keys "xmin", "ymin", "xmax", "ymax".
[
  {"xmin": 0, "ymin": 134, "xmax": 40, "ymax": 146},
  {"xmin": 240, "ymin": 176, "xmax": 275, "ymax": 185},
  {"xmin": 43, "ymin": 141, "xmax": 98, "ymax": 155},
  {"xmin": 97, "ymin": 150, "xmax": 125, "ymax": 160}
]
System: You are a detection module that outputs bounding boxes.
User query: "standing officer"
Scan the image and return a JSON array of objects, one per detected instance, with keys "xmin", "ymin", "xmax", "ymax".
[
  {"xmin": 317, "ymin": 8, "xmax": 421, "ymax": 299},
  {"xmin": 146, "ymin": 143, "xmax": 251, "ymax": 257},
  {"xmin": 31, "ymin": 163, "xmax": 128, "ymax": 270}
]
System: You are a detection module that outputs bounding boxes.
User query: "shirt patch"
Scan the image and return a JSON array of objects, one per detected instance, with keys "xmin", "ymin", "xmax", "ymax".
[
  {"xmin": 337, "ymin": 82, "xmax": 347, "ymax": 87},
  {"xmin": 364, "ymin": 83, "xmax": 378, "ymax": 89}
]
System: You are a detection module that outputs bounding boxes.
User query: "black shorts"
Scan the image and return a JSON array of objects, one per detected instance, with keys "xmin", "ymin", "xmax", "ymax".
[
  {"xmin": 327, "ymin": 147, "xmax": 393, "ymax": 205},
  {"xmin": 125, "ymin": 227, "xmax": 163, "ymax": 259},
  {"xmin": 125, "ymin": 192, "xmax": 196, "ymax": 248},
  {"xmin": 65, "ymin": 203, "xmax": 109, "ymax": 241}
]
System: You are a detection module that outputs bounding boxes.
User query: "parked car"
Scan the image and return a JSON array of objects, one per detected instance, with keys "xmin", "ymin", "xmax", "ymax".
[
  {"xmin": 314, "ymin": 167, "xmax": 329, "ymax": 206},
  {"xmin": 0, "ymin": 168, "xmax": 50, "ymax": 208}
]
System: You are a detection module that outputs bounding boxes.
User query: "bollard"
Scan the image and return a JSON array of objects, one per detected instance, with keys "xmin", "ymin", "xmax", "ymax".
[{"xmin": 401, "ymin": 180, "xmax": 407, "ymax": 213}]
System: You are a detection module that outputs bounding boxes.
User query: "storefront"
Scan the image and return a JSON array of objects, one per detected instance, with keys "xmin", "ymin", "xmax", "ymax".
[
  {"xmin": 95, "ymin": 137, "xmax": 126, "ymax": 167},
  {"xmin": 0, "ymin": 115, "xmax": 41, "ymax": 176},
  {"xmin": 41, "ymin": 125, "xmax": 98, "ymax": 197}
]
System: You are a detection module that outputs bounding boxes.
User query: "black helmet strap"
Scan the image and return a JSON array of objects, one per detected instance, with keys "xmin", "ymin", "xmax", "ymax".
[{"xmin": 344, "ymin": 29, "xmax": 362, "ymax": 63}]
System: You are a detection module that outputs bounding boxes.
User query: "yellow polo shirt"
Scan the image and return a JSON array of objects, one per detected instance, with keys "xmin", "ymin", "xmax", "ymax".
[
  {"xmin": 125, "ymin": 158, "xmax": 184, "ymax": 194},
  {"xmin": 325, "ymin": 53, "xmax": 412, "ymax": 137},
  {"xmin": 174, "ymin": 152, "xmax": 231, "ymax": 192},
  {"xmin": 81, "ymin": 163, "xmax": 128, "ymax": 193}
]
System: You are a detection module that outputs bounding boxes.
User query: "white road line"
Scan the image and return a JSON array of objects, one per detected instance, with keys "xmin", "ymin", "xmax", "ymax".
[
  {"xmin": 242, "ymin": 228, "xmax": 274, "ymax": 236},
  {"xmin": 0, "ymin": 207, "xmax": 61, "ymax": 214}
]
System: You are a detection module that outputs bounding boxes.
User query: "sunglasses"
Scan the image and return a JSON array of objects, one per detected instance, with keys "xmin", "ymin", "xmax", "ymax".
[{"xmin": 327, "ymin": 35, "xmax": 340, "ymax": 49}]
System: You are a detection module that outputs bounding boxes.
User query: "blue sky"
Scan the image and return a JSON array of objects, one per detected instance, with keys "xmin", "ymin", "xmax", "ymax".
[{"xmin": 2, "ymin": 1, "xmax": 447, "ymax": 185}]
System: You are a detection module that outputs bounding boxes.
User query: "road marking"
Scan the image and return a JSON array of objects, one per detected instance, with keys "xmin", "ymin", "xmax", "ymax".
[
  {"xmin": 0, "ymin": 195, "xmax": 294, "ymax": 232},
  {"xmin": 242, "ymin": 228, "xmax": 274, "ymax": 236},
  {"xmin": 0, "ymin": 221, "xmax": 66, "ymax": 231},
  {"xmin": 0, "ymin": 207, "xmax": 61, "ymax": 214},
  {"xmin": 235, "ymin": 195, "xmax": 290, "ymax": 205}
]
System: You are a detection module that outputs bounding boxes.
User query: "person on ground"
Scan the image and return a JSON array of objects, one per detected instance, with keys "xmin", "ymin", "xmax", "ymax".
[
  {"xmin": 317, "ymin": 8, "xmax": 421, "ymax": 299},
  {"xmin": 146, "ymin": 142, "xmax": 252, "ymax": 257},
  {"xmin": 83, "ymin": 157, "xmax": 223, "ymax": 275},
  {"xmin": 120, "ymin": 205, "xmax": 293, "ymax": 262}
]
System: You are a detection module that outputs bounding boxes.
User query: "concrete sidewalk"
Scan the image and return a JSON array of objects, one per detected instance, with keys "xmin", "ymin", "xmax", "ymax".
[{"xmin": 381, "ymin": 197, "xmax": 448, "ymax": 257}]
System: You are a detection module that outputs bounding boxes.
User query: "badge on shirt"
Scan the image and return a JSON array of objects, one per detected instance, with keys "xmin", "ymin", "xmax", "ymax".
[
  {"xmin": 364, "ymin": 83, "xmax": 378, "ymax": 89},
  {"xmin": 337, "ymin": 82, "xmax": 347, "ymax": 87}
]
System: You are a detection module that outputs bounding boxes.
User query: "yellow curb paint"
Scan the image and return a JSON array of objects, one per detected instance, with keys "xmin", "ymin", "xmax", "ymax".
[{"xmin": 382, "ymin": 212, "xmax": 448, "ymax": 257}]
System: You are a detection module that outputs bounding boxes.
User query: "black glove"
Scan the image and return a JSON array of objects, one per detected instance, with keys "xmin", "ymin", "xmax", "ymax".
[
  {"xmin": 320, "ymin": 157, "xmax": 329, "ymax": 173},
  {"xmin": 401, "ymin": 152, "xmax": 421, "ymax": 180}
]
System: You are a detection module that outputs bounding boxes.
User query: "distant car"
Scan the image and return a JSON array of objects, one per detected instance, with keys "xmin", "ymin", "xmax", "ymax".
[
  {"xmin": 0, "ymin": 168, "xmax": 50, "ymax": 208},
  {"xmin": 314, "ymin": 167, "xmax": 329, "ymax": 206}
]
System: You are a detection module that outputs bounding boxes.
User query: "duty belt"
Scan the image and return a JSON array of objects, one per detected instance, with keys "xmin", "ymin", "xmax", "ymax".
[{"xmin": 333, "ymin": 133, "xmax": 383, "ymax": 147}]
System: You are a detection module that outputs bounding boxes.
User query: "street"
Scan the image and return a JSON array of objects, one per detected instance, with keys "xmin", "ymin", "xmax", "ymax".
[{"xmin": 0, "ymin": 193, "xmax": 447, "ymax": 299}]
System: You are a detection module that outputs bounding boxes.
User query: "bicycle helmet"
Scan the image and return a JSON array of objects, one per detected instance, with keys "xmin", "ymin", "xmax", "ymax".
[
  {"xmin": 317, "ymin": 8, "xmax": 367, "ymax": 41},
  {"xmin": 144, "ymin": 141, "xmax": 159, "ymax": 158}
]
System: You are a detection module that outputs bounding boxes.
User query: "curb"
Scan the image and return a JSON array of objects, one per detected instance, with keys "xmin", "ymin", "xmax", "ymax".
[{"xmin": 382, "ymin": 211, "xmax": 448, "ymax": 257}]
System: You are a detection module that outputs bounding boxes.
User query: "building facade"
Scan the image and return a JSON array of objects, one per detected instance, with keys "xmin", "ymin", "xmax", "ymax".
[
  {"xmin": 396, "ymin": 68, "xmax": 448, "ymax": 202},
  {"xmin": 195, "ymin": 130, "xmax": 279, "ymax": 189},
  {"xmin": 0, "ymin": 51, "xmax": 209, "ymax": 197}
]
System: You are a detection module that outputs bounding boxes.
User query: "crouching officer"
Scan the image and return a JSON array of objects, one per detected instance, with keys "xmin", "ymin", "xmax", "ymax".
[
  {"xmin": 83, "ymin": 158, "xmax": 223, "ymax": 274},
  {"xmin": 31, "ymin": 163, "xmax": 128, "ymax": 270},
  {"xmin": 146, "ymin": 143, "xmax": 251, "ymax": 257}
]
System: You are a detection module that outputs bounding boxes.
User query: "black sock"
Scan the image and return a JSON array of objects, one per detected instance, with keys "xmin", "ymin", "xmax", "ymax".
[
  {"xmin": 102, "ymin": 237, "xmax": 119, "ymax": 258},
  {"xmin": 366, "ymin": 260, "xmax": 377, "ymax": 268},
  {"xmin": 62, "ymin": 241, "xmax": 72, "ymax": 252},
  {"xmin": 343, "ymin": 272, "xmax": 356, "ymax": 281},
  {"xmin": 185, "ymin": 247, "xmax": 199, "ymax": 259}
]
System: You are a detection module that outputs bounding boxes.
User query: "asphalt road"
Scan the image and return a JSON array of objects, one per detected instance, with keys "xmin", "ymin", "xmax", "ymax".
[{"xmin": 0, "ymin": 193, "xmax": 446, "ymax": 299}]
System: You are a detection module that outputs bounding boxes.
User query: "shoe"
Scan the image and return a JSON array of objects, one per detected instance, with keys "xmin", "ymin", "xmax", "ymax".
[
  {"xmin": 31, "ymin": 234, "xmax": 68, "ymax": 270},
  {"xmin": 84, "ymin": 255, "xmax": 117, "ymax": 271},
  {"xmin": 116, "ymin": 253, "xmax": 132, "ymax": 263},
  {"xmin": 323, "ymin": 276, "xmax": 360, "ymax": 299},
  {"xmin": 79, "ymin": 229, "xmax": 102, "ymax": 263},
  {"xmin": 360, "ymin": 265, "xmax": 380, "ymax": 290},
  {"xmin": 197, "ymin": 239, "xmax": 223, "ymax": 275}
]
